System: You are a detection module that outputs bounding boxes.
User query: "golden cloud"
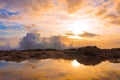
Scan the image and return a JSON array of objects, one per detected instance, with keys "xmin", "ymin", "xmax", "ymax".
[
  {"xmin": 65, "ymin": 31, "xmax": 75, "ymax": 36},
  {"xmin": 58, "ymin": 0, "xmax": 84, "ymax": 13},
  {"xmin": 78, "ymin": 32, "xmax": 100, "ymax": 38}
]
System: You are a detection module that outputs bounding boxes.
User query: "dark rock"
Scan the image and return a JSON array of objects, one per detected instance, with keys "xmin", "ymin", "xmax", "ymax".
[{"xmin": 0, "ymin": 46, "xmax": 120, "ymax": 65}]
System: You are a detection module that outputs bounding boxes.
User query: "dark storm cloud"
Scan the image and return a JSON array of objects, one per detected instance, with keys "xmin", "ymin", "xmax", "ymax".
[{"xmin": 20, "ymin": 32, "xmax": 67, "ymax": 50}]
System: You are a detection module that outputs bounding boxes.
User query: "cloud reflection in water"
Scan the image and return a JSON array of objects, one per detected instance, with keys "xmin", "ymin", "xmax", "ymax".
[{"xmin": 0, "ymin": 59, "xmax": 120, "ymax": 80}]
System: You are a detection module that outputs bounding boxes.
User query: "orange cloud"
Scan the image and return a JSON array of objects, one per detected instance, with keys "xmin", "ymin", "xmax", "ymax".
[
  {"xmin": 59, "ymin": 0, "xmax": 84, "ymax": 13},
  {"xmin": 65, "ymin": 31, "xmax": 75, "ymax": 36},
  {"xmin": 0, "ymin": 0, "xmax": 120, "ymax": 49},
  {"xmin": 78, "ymin": 32, "xmax": 100, "ymax": 38}
]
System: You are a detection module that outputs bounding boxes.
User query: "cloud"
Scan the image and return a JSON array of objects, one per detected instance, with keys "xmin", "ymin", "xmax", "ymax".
[
  {"xmin": 19, "ymin": 32, "xmax": 67, "ymax": 50},
  {"xmin": 0, "ymin": 0, "xmax": 120, "ymax": 50},
  {"xmin": 0, "ymin": 38, "xmax": 7, "ymax": 47},
  {"xmin": 78, "ymin": 32, "xmax": 100, "ymax": 38},
  {"xmin": 0, "ymin": 32, "xmax": 119, "ymax": 50},
  {"xmin": 0, "ymin": 0, "xmax": 54, "ymax": 20},
  {"xmin": 0, "ymin": 2, "xmax": 5, "ymax": 9},
  {"xmin": 110, "ymin": 19, "xmax": 120, "ymax": 25},
  {"xmin": 65, "ymin": 31, "xmax": 75, "ymax": 36},
  {"xmin": 65, "ymin": 0, "xmax": 84, "ymax": 13},
  {"xmin": 0, "ymin": 0, "xmax": 53, "ymax": 11},
  {"xmin": 112, "ymin": 0, "xmax": 120, "ymax": 12},
  {"xmin": 95, "ymin": 8, "xmax": 106, "ymax": 16},
  {"xmin": 103, "ymin": 13, "xmax": 120, "ymax": 26},
  {"xmin": 0, "ymin": 37, "xmax": 20, "ymax": 50},
  {"xmin": 100, "ymin": 0, "xmax": 120, "ymax": 26},
  {"xmin": 0, "ymin": 9, "xmax": 20, "ymax": 19},
  {"xmin": 0, "ymin": 0, "xmax": 119, "ymax": 27},
  {"xmin": 59, "ymin": 0, "xmax": 84, "ymax": 13}
]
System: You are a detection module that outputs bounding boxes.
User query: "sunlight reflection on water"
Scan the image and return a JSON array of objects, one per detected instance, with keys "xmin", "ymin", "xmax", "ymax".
[
  {"xmin": 71, "ymin": 60, "xmax": 81, "ymax": 67},
  {"xmin": 0, "ymin": 59, "xmax": 120, "ymax": 80}
]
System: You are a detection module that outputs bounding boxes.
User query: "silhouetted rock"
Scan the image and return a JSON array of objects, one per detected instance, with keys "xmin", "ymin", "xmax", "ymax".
[{"xmin": 0, "ymin": 46, "xmax": 120, "ymax": 65}]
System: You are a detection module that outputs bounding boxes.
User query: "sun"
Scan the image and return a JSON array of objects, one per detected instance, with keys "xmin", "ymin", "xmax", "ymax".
[
  {"xmin": 71, "ymin": 60, "xmax": 81, "ymax": 67},
  {"xmin": 68, "ymin": 20, "xmax": 90, "ymax": 35}
]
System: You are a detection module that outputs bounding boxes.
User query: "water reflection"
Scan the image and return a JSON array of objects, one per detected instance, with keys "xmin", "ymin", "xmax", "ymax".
[
  {"xmin": 0, "ymin": 59, "xmax": 120, "ymax": 80},
  {"xmin": 71, "ymin": 60, "xmax": 81, "ymax": 67}
]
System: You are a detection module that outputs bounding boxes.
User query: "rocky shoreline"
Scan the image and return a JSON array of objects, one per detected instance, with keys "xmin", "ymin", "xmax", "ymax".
[{"xmin": 0, "ymin": 46, "xmax": 120, "ymax": 65}]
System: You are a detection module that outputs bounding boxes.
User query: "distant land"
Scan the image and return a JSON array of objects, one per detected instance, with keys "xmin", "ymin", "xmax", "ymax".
[{"xmin": 0, "ymin": 46, "xmax": 120, "ymax": 65}]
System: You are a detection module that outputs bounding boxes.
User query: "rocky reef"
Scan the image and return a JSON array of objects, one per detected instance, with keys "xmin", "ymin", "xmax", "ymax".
[{"xmin": 0, "ymin": 46, "xmax": 120, "ymax": 65}]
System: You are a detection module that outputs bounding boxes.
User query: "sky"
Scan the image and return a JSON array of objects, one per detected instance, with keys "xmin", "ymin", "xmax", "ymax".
[{"xmin": 0, "ymin": 0, "xmax": 120, "ymax": 49}]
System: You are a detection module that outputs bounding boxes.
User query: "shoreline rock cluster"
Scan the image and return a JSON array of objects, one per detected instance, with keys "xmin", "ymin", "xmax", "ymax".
[{"xmin": 0, "ymin": 46, "xmax": 120, "ymax": 65}]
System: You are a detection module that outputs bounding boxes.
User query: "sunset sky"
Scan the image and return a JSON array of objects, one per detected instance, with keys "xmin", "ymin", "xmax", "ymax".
[{"xmin": 0, "ymin": 0, "xmax": 120, "ymax": 49}]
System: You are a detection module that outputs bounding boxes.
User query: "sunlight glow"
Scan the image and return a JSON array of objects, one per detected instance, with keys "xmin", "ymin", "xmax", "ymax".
[
  {"xmin": 68, "ymin": 20, "xmax": 90, "ymax": 35},
  {"xmin": 71, "ymin": 60, "xmax": 81, "ymax": 67},
  {"xmin": 68, "ymin": 35, "xmax": 82, "ymax": 39}
]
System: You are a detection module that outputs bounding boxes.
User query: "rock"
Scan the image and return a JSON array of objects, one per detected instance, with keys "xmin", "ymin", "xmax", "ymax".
[{"xmin": 0, "ymin": 46, "xmax": 120, "ymax": 65}]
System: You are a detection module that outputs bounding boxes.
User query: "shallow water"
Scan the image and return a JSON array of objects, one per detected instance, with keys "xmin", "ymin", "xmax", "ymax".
[{"xmin": 0, "ymin": 59, "xmax": 120, "ymax": 80}]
